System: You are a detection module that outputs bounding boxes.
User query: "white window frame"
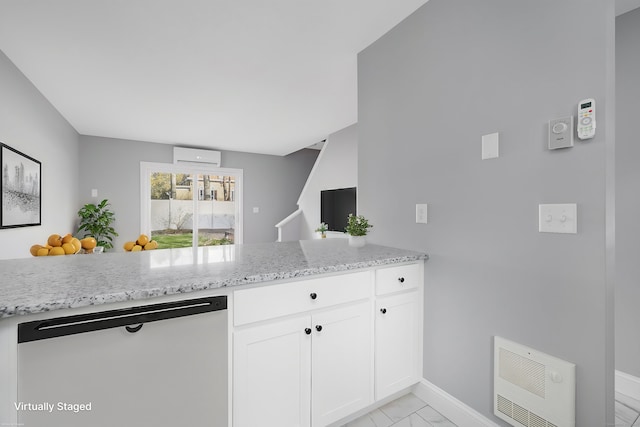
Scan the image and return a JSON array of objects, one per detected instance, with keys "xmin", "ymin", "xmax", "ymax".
[{"xmin": 140, "ymin": 161, "xmax": 244, "ymax": 247}]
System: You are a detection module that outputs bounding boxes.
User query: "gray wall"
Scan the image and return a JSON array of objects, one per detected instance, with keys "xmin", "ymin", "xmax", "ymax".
[
  {"xmin": 78, "ymin": 135, "xmax": 317, "ymax": 250},
  {"xmin": 0, "ymin": 49, "xmax": 79, "ymax": 260},
  {"xmin": 616, "ymin": 7, "xmax": 640, "ymax": 378},
  {"xmin": 358, "ymin": 1, "xmax": 614, "ymax": 425}
]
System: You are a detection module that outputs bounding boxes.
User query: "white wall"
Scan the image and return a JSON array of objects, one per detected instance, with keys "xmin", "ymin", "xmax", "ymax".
[
  {"xmin": 298, "ymin": 124, "xmax": 357, "ymax": 240},
  {"xmin": 0, "ymin": 50, "xmax": 79, "ymax": 260}
]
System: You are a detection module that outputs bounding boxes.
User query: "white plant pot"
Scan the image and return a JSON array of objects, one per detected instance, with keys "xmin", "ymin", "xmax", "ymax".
[{"xmin": 348, "ymin": 235, "xmax": 366, "ymax": 248}]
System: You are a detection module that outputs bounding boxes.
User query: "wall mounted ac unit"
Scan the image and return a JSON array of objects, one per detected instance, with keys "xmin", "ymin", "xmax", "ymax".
[
  {"xmin": 173, "ymin": 147, "xmax": 221, "ymax": 167},
  {"xmin": 494, "ymin": 336, "xmax": 575, "ymax": 427}
]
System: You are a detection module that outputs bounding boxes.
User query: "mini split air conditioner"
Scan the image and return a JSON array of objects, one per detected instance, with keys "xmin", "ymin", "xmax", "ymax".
[
  {"xmin": 173, "ymin": 147, "xmax": 221, "ymax": 167},
  {"xmin": 494, "ymin": 336, "xmax": 576, "ymax": 427}
]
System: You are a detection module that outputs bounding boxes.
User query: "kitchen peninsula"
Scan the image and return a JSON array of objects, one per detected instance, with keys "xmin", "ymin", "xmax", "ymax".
[{"xmin": 0, "ymin": 239, "xmax": 427, "ymax": 427}]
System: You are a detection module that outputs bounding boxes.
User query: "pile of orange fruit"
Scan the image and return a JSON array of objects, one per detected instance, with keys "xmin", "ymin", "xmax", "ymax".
[
  {"xmin": 30, "ymin": 233, "xmax": 88, "ymax": 257},
  {"xmin": 123, "ymin": 234, "xmax": 158, "ymax": 252}
]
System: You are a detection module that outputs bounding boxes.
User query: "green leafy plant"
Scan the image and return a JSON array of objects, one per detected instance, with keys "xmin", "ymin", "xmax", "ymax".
[
  {"xmin": 77, "ymin": 199, "xmax": 119, "ymax": 250},
  {"xmin": 315, "ymin": 222, "xmax": 328, "ymax": 233},
  {"xmin": 344, "ymin": 214, "xmax": 373, "ymax": 236}
]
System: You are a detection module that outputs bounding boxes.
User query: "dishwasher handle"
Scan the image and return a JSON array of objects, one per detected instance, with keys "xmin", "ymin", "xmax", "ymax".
[{"xmin": 18, "ymin": 295, "xmax": 227, "ymax": 343}]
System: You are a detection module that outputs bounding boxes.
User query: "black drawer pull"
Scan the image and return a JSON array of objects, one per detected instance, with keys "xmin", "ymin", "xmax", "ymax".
[
  {"xmin": 380, "ymin": 308, "xmax": 387, "ymax": 314},
  {"xmin": 310, "ymin": 293, "xmax": 318, "ymax": 300},
  {"xmin": 398, "ymin": 277, "xmax": 405, "ymax": 283},
  {"xmin": 125, "ymin": 324, "xmax": 143, "ymax": 333},
  {"xmin": 315, "ymin": 325, "xmax": 323, "ymax": 332},
  {"xmin": 305, "ymin": 328, "xmax": 312, "ymax": 335}
]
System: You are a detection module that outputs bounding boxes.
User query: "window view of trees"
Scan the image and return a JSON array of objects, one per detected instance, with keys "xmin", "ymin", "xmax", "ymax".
[{"xmin": 149, "ymin": 172, "xmax": 236, "ymax": 249}]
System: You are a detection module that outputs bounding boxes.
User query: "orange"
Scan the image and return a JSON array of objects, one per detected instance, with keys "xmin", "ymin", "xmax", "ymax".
[
  {"xmin": 36, "ymin": 247, "xmax": 49, "ymax": 256},
  {"xmin": 71, "ymin": 238, "xmax": 82, "ymax": 253},
  {"xmin": 47, "ymin": 234, "xmax": 62, "ymax": 247},
  {"xmin": 62, "ymin": 242, "xmax": 76, "ymax": 255},
  {"xmin": 62, "ymin": 233, "xmax": 73, "ymax": 244},
  {"xmin": 131, "ymin": 245, "xmax": 143, "ymax": 252},
  {"xmin": 81, "ymin": 237, "xmax": 97, "ymax": 250},
  {"xmin": 30, "ymin": 244, "xmax": 43, "ymax": 257},
  {"xmin": 144, "ymin": 241, "xmax": 158, "ymax": 250},
  {"xmin": 123, "ymin": 241, "xmax": 136, "ymax": 251},
  {"xmin": 49, "ymin": 247, "xmax": 65, "ymax": 256},
  {"xmin": 136, "ymin": 234, "xmax": 149, "ymax": 246}
]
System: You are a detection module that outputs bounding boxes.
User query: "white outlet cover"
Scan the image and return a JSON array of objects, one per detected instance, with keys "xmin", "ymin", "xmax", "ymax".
[
  {"xmin": 539, "ymin": 204, "xmax": 577, "ymax": 234},
  {"xmin": 482, "ymin": 132, "xmax": 499, "ymax": 160},
  {"xmin": 416, "ymin": 204, "xmax": 428, "ymax": 224}
]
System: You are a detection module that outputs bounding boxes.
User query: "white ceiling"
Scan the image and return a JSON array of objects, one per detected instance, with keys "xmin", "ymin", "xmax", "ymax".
[
  {"xmin": 0, "ymin": 1, "xmax": 637, "ymax": 156},
  {"xmin": 0, "ymin": 0, "xmax": 428, "ymax": 156}
]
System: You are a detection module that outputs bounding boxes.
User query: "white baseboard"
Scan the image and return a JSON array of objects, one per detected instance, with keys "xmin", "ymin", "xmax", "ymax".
[
  {"xmin": 412, "ymin": 379, "xmax": 501, "ymax": 427},
  {"xmin": 616, "ymin": 370, "xmax": 640, "ymax": 401}
]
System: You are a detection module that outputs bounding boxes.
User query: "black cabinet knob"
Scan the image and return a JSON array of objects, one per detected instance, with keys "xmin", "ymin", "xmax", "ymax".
[
  {"xmin": 310, "ymin": 293, "xmax": 318, "ymax": 300},
  {"xmin": 315, "ymin": 325, "xmax": 323, "ymax": 332},
  {"xmin": 398, "ymin": 277, "xmax": 405, "ymax": 283},
  {"xmin": 305, "ymin": 328, "xmax": 312, "ymax": 335},
  {"xmin": 380, "ymin": 308, "xmax": 387, "ymax": 314}
]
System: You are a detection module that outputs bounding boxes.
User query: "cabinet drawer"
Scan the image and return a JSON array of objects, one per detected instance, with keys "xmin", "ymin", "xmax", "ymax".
[
  {"xmin": 375, "ymin": 263, "xmax": 422, "ymax": 295},
  {"xmin": 234, "ymin": 271, "xmax": 371, "ymax": 326}
]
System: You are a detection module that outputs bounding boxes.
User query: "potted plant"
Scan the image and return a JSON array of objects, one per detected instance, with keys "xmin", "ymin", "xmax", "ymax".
[
  {"xmin": 315, "ymin": 222, "xmax": 329, "ymax": 239},
  {"xmin": 344, "ymin": 214, "xmax": 373, "ymax": 247},
  {"xmin": 77, "ymin": 199, "xmax": 119, "ymax": 252}
]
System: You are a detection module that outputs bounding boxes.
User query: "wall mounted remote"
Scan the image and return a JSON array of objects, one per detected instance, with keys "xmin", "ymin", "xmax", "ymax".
[{"xmin": 577, "ymin": 98, "xmax": 596, "ymax": 140}]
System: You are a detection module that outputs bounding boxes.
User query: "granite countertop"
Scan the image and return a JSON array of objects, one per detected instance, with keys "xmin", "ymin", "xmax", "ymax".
[{"xmin": 0, "ymin": 240, "xmax": 427, "ymax": 319}]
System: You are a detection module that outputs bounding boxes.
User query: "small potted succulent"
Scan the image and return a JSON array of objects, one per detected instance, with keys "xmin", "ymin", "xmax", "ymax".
[
  {"xmin": 315, "ymin": 222, "xmax": 329, "ymax": 239},
  {"xmin": 344, "ymin": 214, "xmax": 372, "ymax": 247}
]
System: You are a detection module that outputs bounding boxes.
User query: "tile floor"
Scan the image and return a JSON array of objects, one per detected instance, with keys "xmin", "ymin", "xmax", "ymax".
[
  {"xmin": 341, "ymin": 393, "xmax": 457, "ymax": 427},
  {"xmin": 343, "ymin": 390, "xmax": 640, "ymax": 426},
  {"xmin": 616, "ymin": 392, "xmax": 640, "ymax": 427}
]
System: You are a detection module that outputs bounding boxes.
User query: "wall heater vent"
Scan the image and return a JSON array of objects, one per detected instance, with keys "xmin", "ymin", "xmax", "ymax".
[{"xmin": 494, "ymin": 336, "xmax": 575, "ymax": 427}]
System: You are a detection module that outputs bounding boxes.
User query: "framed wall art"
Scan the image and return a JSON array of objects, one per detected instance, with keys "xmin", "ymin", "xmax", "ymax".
[{"xmin": 1, "ymin": 143, "xmax": 41, "ymax": 228}]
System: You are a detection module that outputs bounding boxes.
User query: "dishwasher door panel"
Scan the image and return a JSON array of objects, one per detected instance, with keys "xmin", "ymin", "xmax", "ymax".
[{"xmin": 17, "ymin": 298, "xmax": 227, "ymax": 427}]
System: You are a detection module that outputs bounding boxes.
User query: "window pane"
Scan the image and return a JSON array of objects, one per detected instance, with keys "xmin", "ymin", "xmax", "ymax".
[
  {"xmin": 197, "ymin": 174, "xmax": 235, "ymax": 246},
  {"xmin": 149, "ymin": 172, "xmax": 194, "ymax": 249}
]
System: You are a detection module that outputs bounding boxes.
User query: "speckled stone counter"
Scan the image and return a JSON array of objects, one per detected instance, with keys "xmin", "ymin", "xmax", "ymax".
[{"xmin": 0, "ymin": 240, "xmax": 427, "ymax": 319}]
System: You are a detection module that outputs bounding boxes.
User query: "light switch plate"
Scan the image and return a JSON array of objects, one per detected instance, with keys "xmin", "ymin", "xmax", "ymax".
[
  {"xmin": 252, "ymin": 207, "xmax": 259, "ymax": 214},
  {"xmin": 482, "ymin": 132, "xmax": 499, "ymax": 160},
  {"xmin": 539, "ymin": 204, "xmax": 577, "ymax": 234},
  {"xmin": 91, "ymin": 189, "xmax": 98, "ymax": 197},
  {"xmin": 416, "ymin": 204, "xmax": 428, "ymax": 224},
  {"xmin": 549, "ymin": 116, "xmax": 574, "ymax": 150}
]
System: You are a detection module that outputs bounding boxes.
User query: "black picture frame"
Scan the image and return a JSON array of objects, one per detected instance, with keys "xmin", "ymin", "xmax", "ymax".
[{"xmin": 1, "ymin": 143, "xmax": 41, "ymax": 229}]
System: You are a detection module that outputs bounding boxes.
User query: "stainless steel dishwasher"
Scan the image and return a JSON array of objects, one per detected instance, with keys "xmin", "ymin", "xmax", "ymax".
[{"xmin": 17, "ymin": 296, "xmax": 227, "ymax": 427}]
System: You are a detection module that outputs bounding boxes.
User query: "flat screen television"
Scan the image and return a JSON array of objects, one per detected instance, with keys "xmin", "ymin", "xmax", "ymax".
[{"xmin": 320, "ymin": 187, "xmax": 356, "ymax": 232}]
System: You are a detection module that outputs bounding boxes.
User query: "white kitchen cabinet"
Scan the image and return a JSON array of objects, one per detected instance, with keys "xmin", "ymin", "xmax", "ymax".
[
  {"xmin": 233, "ymin": 278, "xmax": 373, "ymax": 427},
  {"xmin": 312, "ymin": 302, "xmax": 373, "ymax": 426},
  {"xmin": 233, "ymin": 315, "xmax": 312, "ymax": 427},
  {"xmin": 233, "ymin": 263, "xmax": 423, "ymax": 427},
  {"xmin": 374, "ymin": 291, "xmax": 421, "ymax": 400}
]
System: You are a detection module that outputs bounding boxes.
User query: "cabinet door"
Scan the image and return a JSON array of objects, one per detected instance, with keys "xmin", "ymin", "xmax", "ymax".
[
  {"xmin": 375, "ymin": 291, "xmax": 421, "ymax": 400},
  {"xmin": 233, "ymin": 316, "xmax": 311, "ymax": 427},
  {"xmin": 311, "ymin": 301, "xmax": 373, "ymax": 427}
]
